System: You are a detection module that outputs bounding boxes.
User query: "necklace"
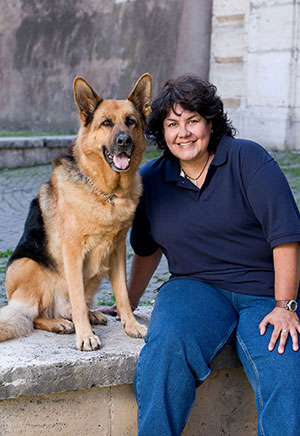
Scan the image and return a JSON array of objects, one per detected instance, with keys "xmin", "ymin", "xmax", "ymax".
[
  {"xmin": 181, "ymin": 154, "xmax": 210, "ymax": 187},
  {"xmin": 83, "ymin": 174, "xmax": 117, "ymax": 205}
]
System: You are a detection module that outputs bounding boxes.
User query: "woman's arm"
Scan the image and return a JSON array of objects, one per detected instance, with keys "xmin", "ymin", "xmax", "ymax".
[
  {"xmin": 127, "ymin": 249, "xmax": 163, "ymax": 308},
  {"xmin": 259, "ymin": 241, "xmax": 300, "ymax": 353}
]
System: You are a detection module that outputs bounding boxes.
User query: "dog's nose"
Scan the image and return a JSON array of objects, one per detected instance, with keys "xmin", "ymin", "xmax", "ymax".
[{"xmin": 116, "ymin": 133, "xmax": 132, "ymax": 147}]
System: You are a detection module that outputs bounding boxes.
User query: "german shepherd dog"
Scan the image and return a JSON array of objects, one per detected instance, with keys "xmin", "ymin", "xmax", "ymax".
[{"xmin": 0, "ymin": 73, "xmax": 152, "ymax": 351}]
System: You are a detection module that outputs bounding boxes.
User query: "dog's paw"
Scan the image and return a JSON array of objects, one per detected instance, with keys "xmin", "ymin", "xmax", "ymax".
[
  {"xmin": 76, "ymin": 333, "xmax": 101, "ymax": 351},
  {"xmin": 88, "ymin": 310, "xmax": 107, "ymax": 325},
  {"xmin": 56, "ymin": 319, "xmax": 75, "ymax": 334},
  {"xmin": 34, "ymin": 317, "xmax": 75, "ymax": 334},
  {"xmin": 124, "ymin": 321, "xmax": 147, "ymax": 339}
]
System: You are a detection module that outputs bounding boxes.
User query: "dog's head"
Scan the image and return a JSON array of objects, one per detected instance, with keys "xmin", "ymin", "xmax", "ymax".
[{"xmin": 73, "ymin": 74, "xmax": 152, "ymax": 174}]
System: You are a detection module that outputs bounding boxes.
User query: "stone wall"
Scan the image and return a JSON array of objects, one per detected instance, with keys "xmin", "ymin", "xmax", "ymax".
[
  {"xmin": 0, "ymin": 0, "xmax": 212, "ymax": 134},
  {"xmin": 0, "ymin": 308, "xmax": 256, "ymax": 436},
  {"xmin": 210, "ymin": 0, "xmax": 300, "ymax": 150},
  {"xmin": 2, "ymin": 0, "xmax": 299, "ymax": 150}
]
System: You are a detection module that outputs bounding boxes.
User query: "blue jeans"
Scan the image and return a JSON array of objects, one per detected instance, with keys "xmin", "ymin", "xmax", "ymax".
[{"xmin": 134, "ymin": 279, "xmax": 300, "ymax": 436}]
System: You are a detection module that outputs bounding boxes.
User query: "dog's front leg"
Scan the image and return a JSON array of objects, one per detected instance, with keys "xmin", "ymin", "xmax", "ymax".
[
  {"xmin": 62, "ymin": 243, "xmax": 101, "ymax": 351},
  {"xmin": 109, "ymin": 236, "xmax": 147, "ymax": 339}
]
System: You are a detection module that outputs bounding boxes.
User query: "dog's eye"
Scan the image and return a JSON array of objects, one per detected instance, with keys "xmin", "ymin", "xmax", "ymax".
[
  {"xmin": 126, "ymin": 117, "xmax": 136, "ymax": 127},
  {"xmin": 101, "ymin": 119, "xmax": 113, "ymax": 127}
]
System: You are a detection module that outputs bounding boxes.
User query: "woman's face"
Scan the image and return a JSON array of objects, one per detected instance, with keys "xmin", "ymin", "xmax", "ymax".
[{"xmin": 163, "ymin": 104, "xmax": 212, "ymax": 163}]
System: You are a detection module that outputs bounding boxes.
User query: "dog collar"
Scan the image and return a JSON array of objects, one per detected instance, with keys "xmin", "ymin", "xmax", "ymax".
[{"xmin": 83, "ymin": 174, "xmax": 117, "ymax": 205}]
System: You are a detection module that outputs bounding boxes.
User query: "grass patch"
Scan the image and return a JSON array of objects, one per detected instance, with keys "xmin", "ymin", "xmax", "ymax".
[
  {"xmin": 0, "ymin": 250, "xmax": 13, "ymax": 258},
  {"xmin": 144, "ymin": 149, "xmax": 162, "ymax": 159},
  {"xmin": 153, "ymin": 275, "xmax": 168, "ymax": 282},
  {"xmin": 281, "ymin": 167, "xmax": 300, "ymax": 177},
  {"xmin": 142, "ymin": 149, "xmax": 162, "ymax": 165},
  {"xmin": 97, "ymin": 294, "xmax": 116, "ymax": 306},
  {"xmin": 0, "ymin": 259, "xmax": 9, "ymax": 274},
  {"xmin": 273, "ymin": 152, "xmax": 300, "ymax": 171},
  {"xmin": 140, "ymin": 300, "xmax": 155, "ymax": 306}
]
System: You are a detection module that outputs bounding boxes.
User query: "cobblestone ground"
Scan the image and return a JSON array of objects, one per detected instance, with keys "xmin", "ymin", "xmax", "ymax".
[{"xmin": 1, "ymin": 151, "xmax": 300, "ymax": 308}]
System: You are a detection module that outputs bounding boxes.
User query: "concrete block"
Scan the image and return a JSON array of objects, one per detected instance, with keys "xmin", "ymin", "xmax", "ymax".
[
  {"xmin": 209, "ymin": 62, "xmax": 245, "ymax": 100},
  {"xmin": 228, "ymin": 106, "xmax": 289, "ymax": 150},
  {"xmin": 0, "ymin": 136, "xmax": 75, "ymax": 169},
  {"xmin": 211, "ymin": 26, "xmax": 246, "ymax": 59},
  {"xmin": 183, "ymin": 369, "xmax": 256, "ymax": 436},
  {"xmin": 111, "ymin": 384, "xmax": 138, "ymax": 436},
  {"xmin": 0, "ymin": 387, "xmax": 111, "ymax": 436},
  {"xmin": 294, "ymin": 66, "xmax": 300, "ymax": 109},
  {"xmin": 0, "ymin": 308, "xmax": 151, "ymax": 400},
  {"xmin": 250, "ymin": 0, "xmax": 293, "ymax": 7},
  {"xmin": 248, "ymin": 3, "xmax": 294, "ymax": 52},
  {"xmin": 213, "ymin": 0, "xmax": 248, "ymax": 17},
  {"xmin": 0, "ymin": 370, "xmax": 257, "ymax": 436},
  {"xmin": 247, "ymin": 51, "xmax": 291, "ymax": 107}
]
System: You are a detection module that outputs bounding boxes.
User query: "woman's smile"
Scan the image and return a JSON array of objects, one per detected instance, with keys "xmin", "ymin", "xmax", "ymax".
[{"xmin": 177, "ymin": 140, "xmax": 196, "ymax": 146}]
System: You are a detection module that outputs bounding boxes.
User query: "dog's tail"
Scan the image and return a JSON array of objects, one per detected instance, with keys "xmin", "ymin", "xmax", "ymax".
[{"xmin": 0, "ymin": 300, "xmax": 38, "ymax": 342}]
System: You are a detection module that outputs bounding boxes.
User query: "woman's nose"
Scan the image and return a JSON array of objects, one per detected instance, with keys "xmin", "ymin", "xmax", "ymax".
[{"xmin": 178, "ymin": 123, "xmax": 190, "ymax": 137}]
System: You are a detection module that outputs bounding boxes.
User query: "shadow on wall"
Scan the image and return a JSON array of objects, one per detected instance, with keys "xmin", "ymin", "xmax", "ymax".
[{"xmin": 0, "ymin": 0, "xmax": 212, "ymax": 134}]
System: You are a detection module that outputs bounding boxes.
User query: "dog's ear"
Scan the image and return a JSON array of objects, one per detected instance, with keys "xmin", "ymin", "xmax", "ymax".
[
  {"xmin": 73, "ymin": 77, "xmax": 102, "ymax": 123},
  {"xmin": 127, "ymin": 73, "xmax": 152, "ymax": 119}
]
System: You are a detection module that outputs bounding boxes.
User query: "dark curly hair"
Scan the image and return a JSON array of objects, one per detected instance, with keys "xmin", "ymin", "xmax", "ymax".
[{"xmin": 145, "ymin": 74, "xmax": 236, "ymax": 157}]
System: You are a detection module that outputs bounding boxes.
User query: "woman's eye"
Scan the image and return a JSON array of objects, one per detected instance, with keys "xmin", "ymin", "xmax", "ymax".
[{"xmin": 189, "ymin": 119, "xmax": 199, "ymax": 124}]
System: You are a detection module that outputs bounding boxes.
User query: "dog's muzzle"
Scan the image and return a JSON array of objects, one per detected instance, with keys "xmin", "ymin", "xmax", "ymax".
[{"xmin": 103, "ymin": 133, "xmax": 134, "ymax": 172}]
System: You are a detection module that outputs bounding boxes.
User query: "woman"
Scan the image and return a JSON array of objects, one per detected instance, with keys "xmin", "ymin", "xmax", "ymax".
[{"xmin": 106, "ymin": 74, "xmax": 300, "ymax": 436}]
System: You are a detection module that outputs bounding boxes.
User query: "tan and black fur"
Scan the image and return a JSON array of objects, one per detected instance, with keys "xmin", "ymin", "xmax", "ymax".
[{"xmin": 0, "ymin": 73, "xmax": 152, "ymax": 351}]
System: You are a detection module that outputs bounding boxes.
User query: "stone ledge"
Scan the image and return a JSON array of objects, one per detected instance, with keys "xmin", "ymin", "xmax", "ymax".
[
  {"xmin": 0, "ymin": 136, "xmax": 76, "ymax": 149},
  {"xmin": 0, "ymin": 136, "xmax": 76, "ymax": 169},
  {"xmin": 0, "ymin": 307, "xmax": 241, "ymax": 401}
]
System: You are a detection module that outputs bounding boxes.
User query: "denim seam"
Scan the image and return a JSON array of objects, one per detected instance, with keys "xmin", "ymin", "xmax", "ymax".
[
  {"xmin": 135, "ymin": 356, "xmax": 142, "ymax": 427},
  {"xmin": 195, "ymin": 320, "xmax": 236, "ymax": 382},
  {"xmin": 195, "ymin": 368, "xmax": 211, "ymax": 383},
  {"xmin": 237, "ymin": 332, "xmax": 265, "ymax": 436}
]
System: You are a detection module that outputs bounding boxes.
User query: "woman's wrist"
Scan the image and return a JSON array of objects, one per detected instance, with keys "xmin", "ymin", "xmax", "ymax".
[
  {"xmin": 130, "ymin": 299, "xmax": 139, "ymax": 311},
  {"xmin": 275, "ymin": 299, "xmax": 298, "ymax": 312}
]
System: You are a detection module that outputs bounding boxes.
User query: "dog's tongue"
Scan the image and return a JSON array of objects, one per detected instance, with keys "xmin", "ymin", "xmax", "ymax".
[{"xmin": 113, "ymin": 153, "xmax": 130, "ymax": 170}]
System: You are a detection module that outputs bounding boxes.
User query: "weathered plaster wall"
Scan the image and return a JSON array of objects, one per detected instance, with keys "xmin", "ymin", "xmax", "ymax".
[
  {"xmin": 210, "ymin": 0, "xmax": 300, "ymax": 150},
  {"xmin": 0, "ymin": 0, "xmax": 212, "ymax": 134}
]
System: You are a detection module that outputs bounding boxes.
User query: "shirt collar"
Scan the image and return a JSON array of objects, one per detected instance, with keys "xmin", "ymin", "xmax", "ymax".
[
  {"xmin": 165, "ymin": 134, "xmax": 230, "ymax": 182},
  {"xmin": 210, "ymin": 134, "xmax": 230, "ymax": 167},
  {"xmin": 165, "ymin": 158, "xmax": 181, "ymax": 182}
]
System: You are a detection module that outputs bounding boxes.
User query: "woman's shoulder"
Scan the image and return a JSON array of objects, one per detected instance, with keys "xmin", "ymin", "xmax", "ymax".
[
  {"xmin": 226, "ymin": 136, "xmax": 274, "ymax": 169},
  {"xmin": 139, "ymin": 155, "xmax": 167, "ymax": 181}
]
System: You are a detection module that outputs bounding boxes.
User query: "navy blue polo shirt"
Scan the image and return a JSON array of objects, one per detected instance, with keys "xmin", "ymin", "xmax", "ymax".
[{"xmin": 130, "ymin": 135, "xmax": 300, "ymax": 296}]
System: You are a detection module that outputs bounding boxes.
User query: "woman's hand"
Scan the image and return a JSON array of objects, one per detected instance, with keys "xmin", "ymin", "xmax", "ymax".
[
  {"xmin": 100, "ymin": 303, "xmax": 137, "ymax": 321},
  {"xmin": 101, "ymin": 304, "xmax": 119, "ymax": 319},
  {"xmin": 259, "ymin": 307, "xmax": 300, "ymax": 353}
]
